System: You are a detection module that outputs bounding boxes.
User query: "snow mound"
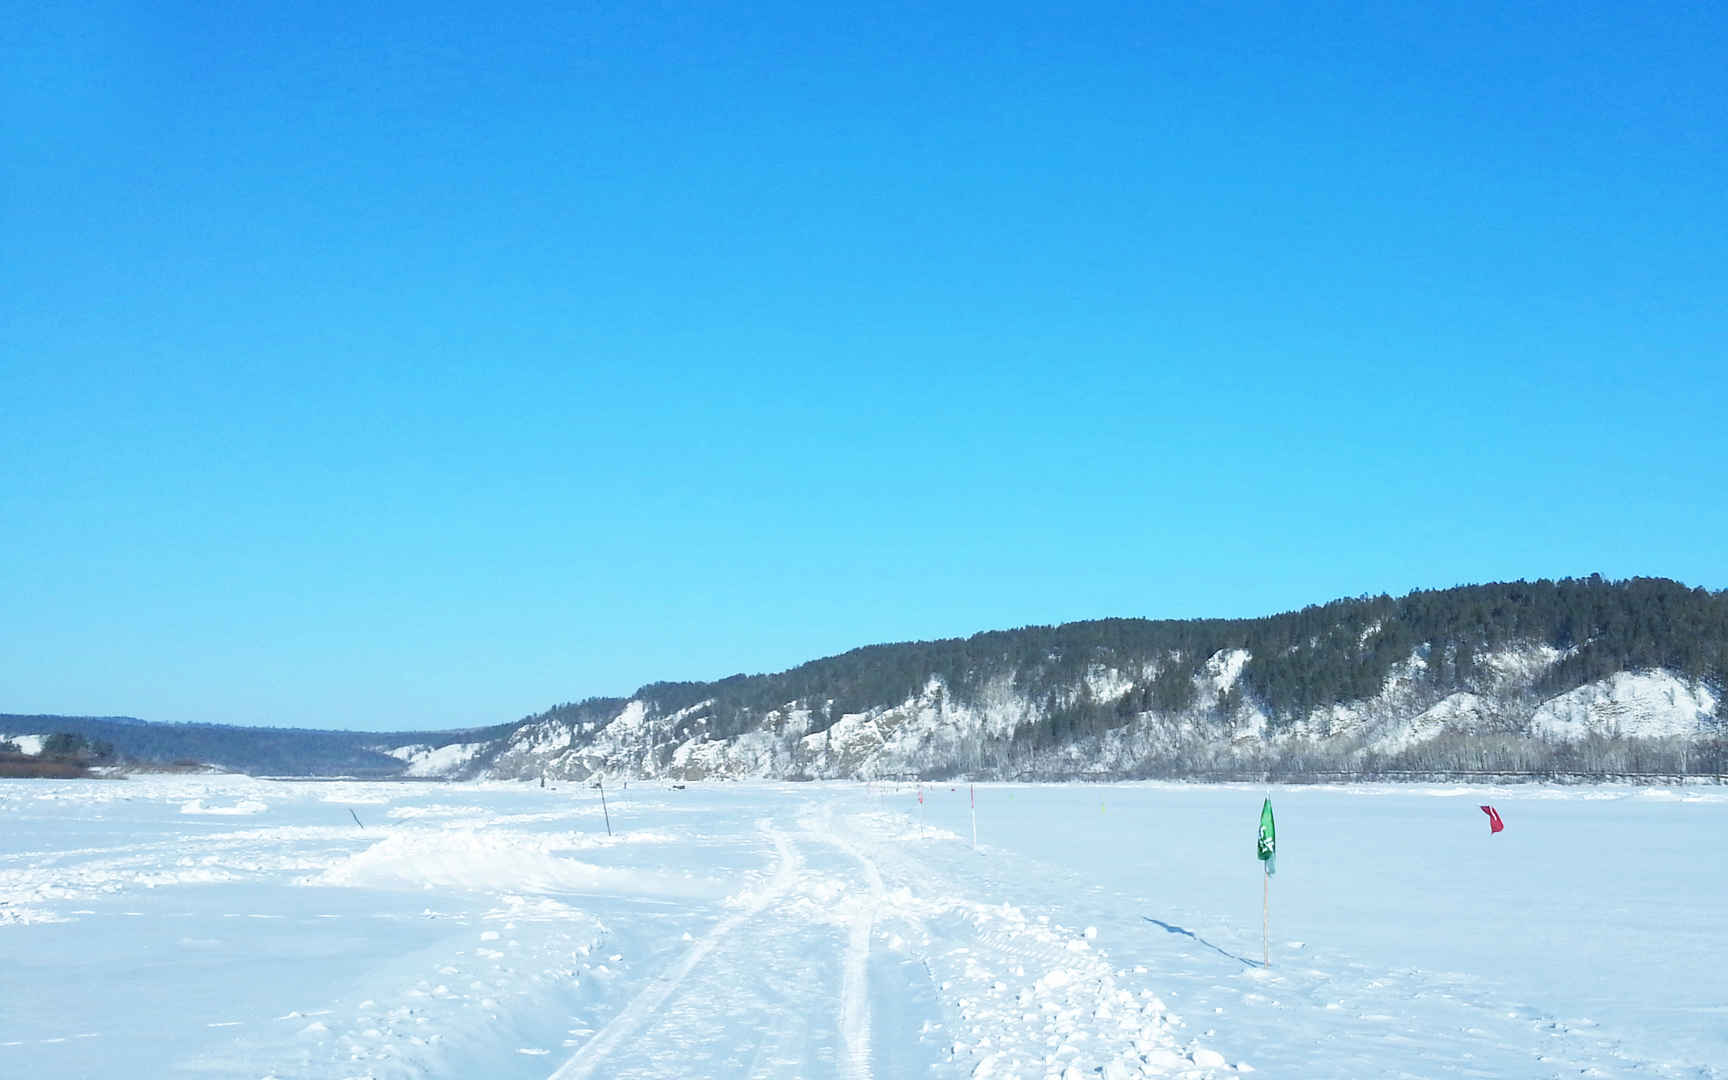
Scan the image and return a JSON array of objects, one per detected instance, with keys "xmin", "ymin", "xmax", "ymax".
[
  {"xmin": 180, "ymin": 798, "xmax": 269, "ymax": 816},
  {"xmin": 306, "ymin": 829, "xmax": 723, "ymax": 898},
  {"xmin": 1530, "ymin": 671, "xmax": 1717, "ymax": 741},
  {"xmin": 0, "ymin": 904, "xmax": 68, "ymax": 926},
  {"xmin": 386, "ymin": 803, "xmax": 483, "ymax": 820}
]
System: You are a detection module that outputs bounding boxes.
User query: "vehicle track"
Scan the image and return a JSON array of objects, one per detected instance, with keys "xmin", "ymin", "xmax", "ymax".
[
  {"xmin": 820, "ymin": 813, "xmax": 886, "ymax": 1080},
  {"xmin": 546, "ymin": 825, "xmax": 802, "ymax": 1080}
]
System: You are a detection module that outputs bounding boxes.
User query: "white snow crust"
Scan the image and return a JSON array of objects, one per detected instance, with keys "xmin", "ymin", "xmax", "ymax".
[{"xmin": 4, "ymin": 775, "xmax": 1726, "ymax": 1079}]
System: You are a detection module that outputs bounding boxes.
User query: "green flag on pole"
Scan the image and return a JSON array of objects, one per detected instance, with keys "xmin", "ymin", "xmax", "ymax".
[{"xmin": 1257, "ymin": 797, "xmax": 1276, "ymax": 875}]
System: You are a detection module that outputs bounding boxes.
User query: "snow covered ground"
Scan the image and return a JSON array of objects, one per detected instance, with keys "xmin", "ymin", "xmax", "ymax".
[{"xmin": 2, "ymin": 776, "xmax": 1724, "ymax": 1079}]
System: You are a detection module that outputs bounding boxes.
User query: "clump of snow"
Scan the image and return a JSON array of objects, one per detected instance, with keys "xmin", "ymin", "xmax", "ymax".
[
  {"xmin": 180, "ymin": 798, "xmax": 269, "ymax": 816},
  {"xmin": 386, "ymin": 803, "xmax": 480, "ymax": 820},
  {"xmin": 317, "ymin": 788, "xmax": 391, "ymax": 804}
]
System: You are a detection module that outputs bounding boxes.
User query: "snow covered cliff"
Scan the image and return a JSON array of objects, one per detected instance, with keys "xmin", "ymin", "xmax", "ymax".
[{"xmin": 390, "ymin": 641, "xmax": 1721, "ymax": 781}]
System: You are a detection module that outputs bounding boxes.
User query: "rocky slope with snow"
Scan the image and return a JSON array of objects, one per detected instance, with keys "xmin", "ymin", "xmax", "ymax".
[{"xmin": 423, "ymin": 641, "xmax": 1721, "ymax": 782}]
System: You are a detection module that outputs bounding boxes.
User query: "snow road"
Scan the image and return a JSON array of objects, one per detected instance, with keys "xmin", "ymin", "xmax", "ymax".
[{"xmin": 2, "ymin": 776, "xmax": 1725, "ymax": 1079}]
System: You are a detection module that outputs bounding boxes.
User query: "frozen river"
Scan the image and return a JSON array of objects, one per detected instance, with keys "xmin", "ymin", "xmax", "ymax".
[{"xmin": 2, "ymin": 775, "xmax": 1723, "ymax": 1078}]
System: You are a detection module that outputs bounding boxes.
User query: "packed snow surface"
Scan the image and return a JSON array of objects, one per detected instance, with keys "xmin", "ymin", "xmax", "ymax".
[{"xmin": 3, "ymin": 776, "xmax": 1725, "ymax": 1079}]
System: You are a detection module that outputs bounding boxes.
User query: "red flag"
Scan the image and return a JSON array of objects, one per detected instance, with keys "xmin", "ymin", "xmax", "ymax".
[{"xmin": 1480, "ymin": 805, "xmax": 1504, "ymax": 834}]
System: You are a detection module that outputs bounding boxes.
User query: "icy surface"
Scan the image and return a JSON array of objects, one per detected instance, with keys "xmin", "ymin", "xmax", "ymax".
[{"xmin": 2, "ymin": 775, "xmax": 1726, "ymax": 1078}]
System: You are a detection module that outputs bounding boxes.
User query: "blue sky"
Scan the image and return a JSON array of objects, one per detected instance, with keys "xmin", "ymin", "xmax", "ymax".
[{"xmin": 4, "ymin": 0, "xmax": 1724, "ymax": 732}]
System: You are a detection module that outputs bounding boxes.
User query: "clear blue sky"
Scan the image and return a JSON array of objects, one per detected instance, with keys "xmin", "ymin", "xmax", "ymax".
[{"xmin": 4, "ymin": 1, "xmax": 1723, "ymax": 732}]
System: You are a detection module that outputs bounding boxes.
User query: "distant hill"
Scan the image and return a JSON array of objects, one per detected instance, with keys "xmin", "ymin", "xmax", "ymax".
[
  {"xmin": 480, "ymin": 575, "xmax": 1728, "ymax": 782},
  {"xmin": 0, "ymin": 714, "xmax": 513, "ymax": 777},
  {"xmin": 9, "ymin": 576, "xmax": 1726, "ymax": 781}
]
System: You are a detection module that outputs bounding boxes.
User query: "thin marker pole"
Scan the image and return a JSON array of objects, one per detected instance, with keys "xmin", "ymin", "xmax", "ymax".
[
  {"xmin": 1260, "ymin": 785, "xmax": 1273, "ymax": 968},
  {"xmin": 349, "ymin": 809, "xmax": 364, "ymax": 830},
  {"xmin": 598, "ymin": 777, "xmax": 613, "ymax": 837},
  {"xmin": 1262, "ymin": 866, "xmax": 1270, "ymax": 968}
]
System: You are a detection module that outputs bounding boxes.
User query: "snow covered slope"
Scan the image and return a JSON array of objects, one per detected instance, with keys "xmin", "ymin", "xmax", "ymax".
[
  {"xmin": 1, "ymin": 734, "xmax": 46, "ymax": 756},
  {"xmin": 475, "ymin": 642, "xmax": 1721, "ymax": 781},
  {"xmin": 385, "ymin": 741, "xmax": 489, "ymax": 778},
  {"xmin": 1530, "ymin": 670, "xmax": 1718, "ymax": 741}
]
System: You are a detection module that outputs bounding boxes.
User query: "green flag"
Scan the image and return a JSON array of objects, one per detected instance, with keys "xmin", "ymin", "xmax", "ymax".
[{"xmin": 1256, "ymin": 797, "xmax": 1276, "ymax": 874}]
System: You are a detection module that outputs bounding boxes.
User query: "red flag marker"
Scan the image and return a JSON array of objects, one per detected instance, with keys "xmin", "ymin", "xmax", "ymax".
[{"xmin": 1480, "ymin": 805, "xmax": 1504, "ymax": 834}]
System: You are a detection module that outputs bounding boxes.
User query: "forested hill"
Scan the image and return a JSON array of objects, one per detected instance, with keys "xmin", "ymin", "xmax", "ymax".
[
  {"xmin": 7, "ymin": 576, "xmax": 1727, "ymax": 779},
  {"xmin": 0, "ymin": 714, "xmax": 514, "ymax": 777},
  {"xmin": 499, "ymin": 575, "xmax": 1727, "ymax": 780},
  {"xmin": 525, "ymin": 574, "xmax": 1728, "ymax": 738}
]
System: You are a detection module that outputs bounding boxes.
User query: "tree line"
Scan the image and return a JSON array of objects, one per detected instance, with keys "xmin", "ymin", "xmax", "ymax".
[{"xmin": 518, "ymin": 574, "xmax": 1727, "ymax": 749}]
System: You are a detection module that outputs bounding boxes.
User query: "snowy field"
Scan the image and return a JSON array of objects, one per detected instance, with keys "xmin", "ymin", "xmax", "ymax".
[{"xmin": 2, "ymin": 776, "xmax": 1724, "ymax": 1079}]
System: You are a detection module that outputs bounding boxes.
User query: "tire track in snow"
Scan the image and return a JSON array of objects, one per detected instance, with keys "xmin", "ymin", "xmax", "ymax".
[
  {"xmin": 823, "ymin": 818, "xmax": 884, "ymax": 1080},
  {"xmin": 546, "ymin": 825, "xmax": 802, "ymax": 1080},
  {"xmin": 829, "ymin": 804, "xmax": 1208, "ymax": 1079}
]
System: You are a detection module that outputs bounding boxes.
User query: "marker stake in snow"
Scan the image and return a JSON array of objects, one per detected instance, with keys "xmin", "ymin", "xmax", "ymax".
[
  {"xmin": 1256, "ymin": 796, "xmax": 1276, "ymax": 968},
  {"xmin": 349, "ymin": 808, "xmax": 364, "ymax": 830},
  {"xmin": 596, "ymin": 777, "xmax": 612, "ymax": 837}
]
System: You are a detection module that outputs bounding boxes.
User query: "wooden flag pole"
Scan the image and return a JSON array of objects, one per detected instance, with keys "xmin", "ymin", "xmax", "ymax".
[{"xmin": 1262, "ymin": 866, "xmax": 1270, "ymax": 968}]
